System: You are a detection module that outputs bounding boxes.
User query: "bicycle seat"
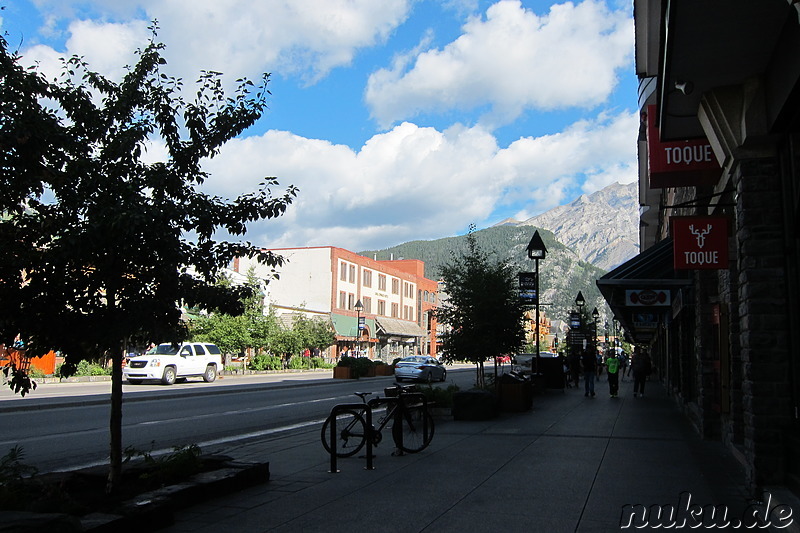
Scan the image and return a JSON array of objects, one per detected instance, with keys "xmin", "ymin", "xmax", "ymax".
[{"xmin": 354, "ymin": 391, "xmax": 373, "ymax": 400}]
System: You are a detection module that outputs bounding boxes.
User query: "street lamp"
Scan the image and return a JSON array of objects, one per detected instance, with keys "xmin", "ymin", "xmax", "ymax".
[
  {"xmin": 575, "ymin": 291, "xmax": 585, "ymax": 323},
  {"xmin": 526, "ymin": 231, "xmax": 547, "ymax": 374},
  {"xmin": 354, "ymin": 299, "xmax": 363, "ymax": 355}
]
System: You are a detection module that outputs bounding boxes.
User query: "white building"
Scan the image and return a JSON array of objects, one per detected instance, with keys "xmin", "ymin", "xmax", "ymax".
[{"xmin": 233, "ymin": 246, "xmax": 439, "ymax": 361}]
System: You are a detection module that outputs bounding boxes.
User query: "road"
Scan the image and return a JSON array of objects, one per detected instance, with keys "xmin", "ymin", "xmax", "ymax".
[{"xmin": 0, "ymin": 366, "xmax": 476, "ymax": 473}]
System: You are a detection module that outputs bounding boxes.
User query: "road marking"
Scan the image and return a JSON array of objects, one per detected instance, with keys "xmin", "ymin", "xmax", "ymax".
[{"xmin": 49, "ymin": 417, "xmax": 329, "ymax": 473}]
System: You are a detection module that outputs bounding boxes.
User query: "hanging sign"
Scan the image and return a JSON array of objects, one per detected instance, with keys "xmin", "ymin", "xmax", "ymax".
[
  {"xmin": 646, "ymin": 105, "xmax": 721, "ymax": 188},
  {"xmin": 672, "ymin": 216, "xmax": 730, "ymax": 270}
]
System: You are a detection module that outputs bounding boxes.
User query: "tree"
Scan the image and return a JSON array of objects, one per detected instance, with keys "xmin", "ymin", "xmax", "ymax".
[
  {"xmin": 292, "ymin": 314, "xmax": 336, "ymax": 354},
  {"xmin": 436, "ymin": 226, "xmax": 526, "ymax": 388},
  {"xmin": 190, "ymin": 269, "xmax": 278, "ymax": 364},
  {"xmin": 0, "ymin": 26, "xmax": 296, "ymax": 491}
]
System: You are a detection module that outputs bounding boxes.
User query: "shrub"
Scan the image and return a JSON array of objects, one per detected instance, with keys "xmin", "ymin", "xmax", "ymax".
[
  {"xmin": 336, "ymin": 356, "xmax": 375, "ymax": 378},
  {"xmin": 310, "ymin": 357, "xmax": 333, "ymax": 369},
  {"xmin": 27, "ymin": 367, "xmax": 47, "ymax": 379},
  {"xmin": 287, "ymin": 356, "xmax": 310, "ymax": 370},
  {"xmin": 419, "ymin": 383, "xmax": 461, "ymax": 408},
  {"xmin": 249, "ymin": 354, "xmax": 282, "ymax": 371}
]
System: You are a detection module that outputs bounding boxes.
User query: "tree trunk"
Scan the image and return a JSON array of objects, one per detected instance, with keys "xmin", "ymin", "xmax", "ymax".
[{"xmin": 106, "ymin": 339, "xmax": 124, "ymax": 494}]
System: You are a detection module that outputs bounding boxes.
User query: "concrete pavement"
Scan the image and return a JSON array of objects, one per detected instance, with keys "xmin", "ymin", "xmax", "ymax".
[{"xmin": 158, "ymin": 376, "xmax": 775, "ymax": 532}]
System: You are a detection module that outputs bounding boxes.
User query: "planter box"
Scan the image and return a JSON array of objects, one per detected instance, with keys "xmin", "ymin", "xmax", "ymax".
[
  {"xmin": 452, "ymin": 390, "xmax": 498, "ymax": 421},
  {"xmin": 499, "ymin": 382, "xmax": 533, "ymax": 412},
  {"xmin": 375, "ymin": 365, "xmax": 394, "ymax": 376},
  {"xmin": 333, "ymin": 367, "xmax": 353, "ymax": 379}
]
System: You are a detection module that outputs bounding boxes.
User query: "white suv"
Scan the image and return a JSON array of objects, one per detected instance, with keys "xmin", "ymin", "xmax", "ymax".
[{"xmin": 123, "ymin": 342, "xmax": 223, "ymax": 385}]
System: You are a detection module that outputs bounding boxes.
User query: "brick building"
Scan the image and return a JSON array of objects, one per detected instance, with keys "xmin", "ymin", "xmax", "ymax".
[
  {"xmin": 233, "ymin": 247, "xmax": 438, "ymax": 361},
  {"xmin": 598, "ymin": 1, "xmax": 800, "ymax": 496}
]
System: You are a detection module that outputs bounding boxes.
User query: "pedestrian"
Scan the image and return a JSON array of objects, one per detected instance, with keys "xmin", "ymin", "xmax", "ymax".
[
  {"xmin": 619, "ymin": 352, "xmax": 628, "ymax": 382},
  {"xmin": 569, "ymin": 351, "xmax": 581, "ymax": 389},
  {"xmin": 606, "ymin": 350, "xmax": 620, "ymax": 398},
  {"xmin": 631, "ymin": 347, "xmax": 652, "ymax": 398},
  {"xmin": 581, "ymin": 348, "xmax": 596, "ymax": 398}
]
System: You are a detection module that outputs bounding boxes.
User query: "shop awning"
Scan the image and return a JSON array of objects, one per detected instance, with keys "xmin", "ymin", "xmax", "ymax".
[
  {"xmin": 330, "ymin": 313, "xmax": 376, "ymax": 338},
  {"xmin": 375, "ymin": 317, "xmax": 426, "ymax": 338},
  {"xmin": 596, "ymin": 238, "xmax": 691, "ymax": 344}
]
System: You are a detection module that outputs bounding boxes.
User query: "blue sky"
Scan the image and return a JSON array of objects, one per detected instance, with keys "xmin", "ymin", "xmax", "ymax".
[{"xmin": 2, "ymin": 0, "xmax": 638, "ymax": 252}]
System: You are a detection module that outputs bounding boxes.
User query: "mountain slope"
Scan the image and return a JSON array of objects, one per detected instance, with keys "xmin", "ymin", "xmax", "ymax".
[
  {"xmin": 500, "ymin": 181, "xmax": 639, "ymax": 271},
  {"xmin": 360, "ymin": 225, "xmax": 607, "ymax": 323}
]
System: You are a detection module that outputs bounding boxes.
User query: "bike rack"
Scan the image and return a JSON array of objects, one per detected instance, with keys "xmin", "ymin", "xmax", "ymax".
[{"xmin": 328, "ymin": 403, "xmax": 375, "ymax": 473}]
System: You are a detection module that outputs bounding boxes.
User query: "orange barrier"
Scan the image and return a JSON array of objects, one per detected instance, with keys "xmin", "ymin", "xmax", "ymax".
[{"xmin": 0, "ymin": 345, "xmax": 57, "ymax": 375}]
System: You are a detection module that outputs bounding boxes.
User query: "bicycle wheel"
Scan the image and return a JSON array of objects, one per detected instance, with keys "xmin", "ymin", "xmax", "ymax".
[
  {"xmin": 392, "ymin": 406, "xmax": 435, "ymax": 453},
  {"xmin": 321, "ymin": 409, "xmax": 367, "ymax": 458}
]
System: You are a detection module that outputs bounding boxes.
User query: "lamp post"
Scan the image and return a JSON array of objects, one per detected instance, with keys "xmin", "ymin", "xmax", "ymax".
[
  {"xmin": 526, "ymin": 231, "xmax": 547, "ymax": 374},
  {"xmin": 574, "ymin": 291, "xmax": 586, "ymax": 355},
  {"xmin": 354, "ymin": 299, "xmax": 363, "ymax": 356},
  {"xmin": 575, "ymin": 291, "xmax": 585, "ymax": 325},
  {"xmin": 605, "ymin": 321, "xmax": 610, "ymax": 356}
]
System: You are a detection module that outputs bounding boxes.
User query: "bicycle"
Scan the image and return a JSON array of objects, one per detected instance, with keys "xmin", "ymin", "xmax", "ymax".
[{"xmin": 321, "ymin": 384, "xmax": 435, "ymax": 457}]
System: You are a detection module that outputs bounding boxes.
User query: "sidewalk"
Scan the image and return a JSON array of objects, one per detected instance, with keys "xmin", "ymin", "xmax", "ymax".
[{"xmin": 161, "ymin": 377, "xmax": 761, "ymax": 532}]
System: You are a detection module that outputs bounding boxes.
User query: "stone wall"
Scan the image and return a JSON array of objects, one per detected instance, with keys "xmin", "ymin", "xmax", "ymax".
[{"xmin": 735, "ymin": 157, "xmax": 793, "ymax": 490}]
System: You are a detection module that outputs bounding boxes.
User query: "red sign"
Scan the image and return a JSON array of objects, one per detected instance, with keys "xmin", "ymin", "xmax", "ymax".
[
  {"xmin": 672, "ymin": 216, "xmax": 729, "ymax": 270},
  {"xmin": 646, "ymin": 105, "xmax": 721, "ymax": 188}
]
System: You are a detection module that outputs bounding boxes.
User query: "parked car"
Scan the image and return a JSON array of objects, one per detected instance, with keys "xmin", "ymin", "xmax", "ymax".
[
  {"xmin": 394, "ymin": 356, "xmax": 447, "ymax": 382},
  {"xmin": 512, "ymin": 352, "xmax": 556, "ymax": 374},
  {"xmin": 123, "ymin": 342, "xmax": 223, "ymax": 385}
]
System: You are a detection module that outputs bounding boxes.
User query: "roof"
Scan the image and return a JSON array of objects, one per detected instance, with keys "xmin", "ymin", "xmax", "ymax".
[
  {"xmin": 330, "ymin": 313, "xmax": 375, "ymax": 338},
  {"xmin": 596, "ymin": 238, "xmax": 691, "ymax": 344},
  {"xmin": 375, "ymin": 317, "xmax": 426, "ymax": 338}
]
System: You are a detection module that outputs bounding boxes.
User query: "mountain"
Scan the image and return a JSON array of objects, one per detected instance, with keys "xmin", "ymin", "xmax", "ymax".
[
  {"xmin": 358, "ymin": 181, "xmax": 639, "ymax": 322},
  {"xmin": 360, "ymin": 225, "xmax": 608, "ymax": 324},
  {"xmin": 497, "ymin": 181, "xmax": 639, "ymax": 271}
]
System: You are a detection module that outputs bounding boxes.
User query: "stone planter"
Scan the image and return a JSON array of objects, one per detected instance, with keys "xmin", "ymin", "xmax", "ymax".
[{"xmin": 333, "ymin": 366, "xmax": 353, "ymax": 379}]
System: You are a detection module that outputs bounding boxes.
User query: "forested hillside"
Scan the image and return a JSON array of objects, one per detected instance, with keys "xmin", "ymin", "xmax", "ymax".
[{"xmin": 360, "ymin": 225, "xmax": 609, "ymax": 324}]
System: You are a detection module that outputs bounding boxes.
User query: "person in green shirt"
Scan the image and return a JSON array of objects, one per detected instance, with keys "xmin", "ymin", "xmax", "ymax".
[{"xmin": 606, "ymin": 351, "xmax": 620, "ymax": 398}]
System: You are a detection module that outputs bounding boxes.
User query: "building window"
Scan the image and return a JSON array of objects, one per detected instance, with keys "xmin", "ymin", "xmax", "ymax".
[
  {"xmin": 363, "ymin": 296, "xmax": 372, "ymax": 314},
  {"xmin": 349, "ymin": 265, "xmax": 355, "ymax": 283},
  {"xmin": 363, "ymin": 270, "xmax": 372, "ymax": 287},
  {"xmin": 339, "ymin": 291, "xmax": 347, "ymax": 309},
  {"xmin": 340, "ymin": 262, "xmax": 347, "ymax": 281},
  {"xmin": 378, "ymin": 274, "xmax": 387, "ymax": 291},
  {"xmin": 378, "ymin": 300, "xmax": 386, "ymax": 315},
  {"xmin": 391, "ymin": 278, "xmax": 399, "ymax": 295},
  {"xmin": 348, "ymin": 293, "xmax": 355, "ymax": 310},
  {"xmin": 391, "ymin": 303, "xmax": 399, "ymax": 318}
]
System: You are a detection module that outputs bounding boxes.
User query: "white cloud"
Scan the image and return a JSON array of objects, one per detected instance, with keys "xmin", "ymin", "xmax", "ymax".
[
  {"xmin": 198, "ymin": 110, "xmax": 637, "ymax": 251},
  {"xmin": 23, "ymin": 0, "xmax": 413, "ymax": 86},
  {"xmin": 365, "ymin": 0, "xmax": 633, "ymax": 129}
]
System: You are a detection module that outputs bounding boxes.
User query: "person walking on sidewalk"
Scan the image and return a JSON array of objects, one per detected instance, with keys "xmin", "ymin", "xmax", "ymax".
[
  {"xmin": 631, "ymin": 347, "xmax": 651, "ymax": 398},
  {"xmin": 581, "ymin": 348, "xmax": 596, "ymax": 397},
  {"xmin": 606, "ymin": 350, "xmax": 620, "ymax": 397},
  {"xmin": 569, "ymin": 351, "xmax": 581, "ymax": 390}
]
